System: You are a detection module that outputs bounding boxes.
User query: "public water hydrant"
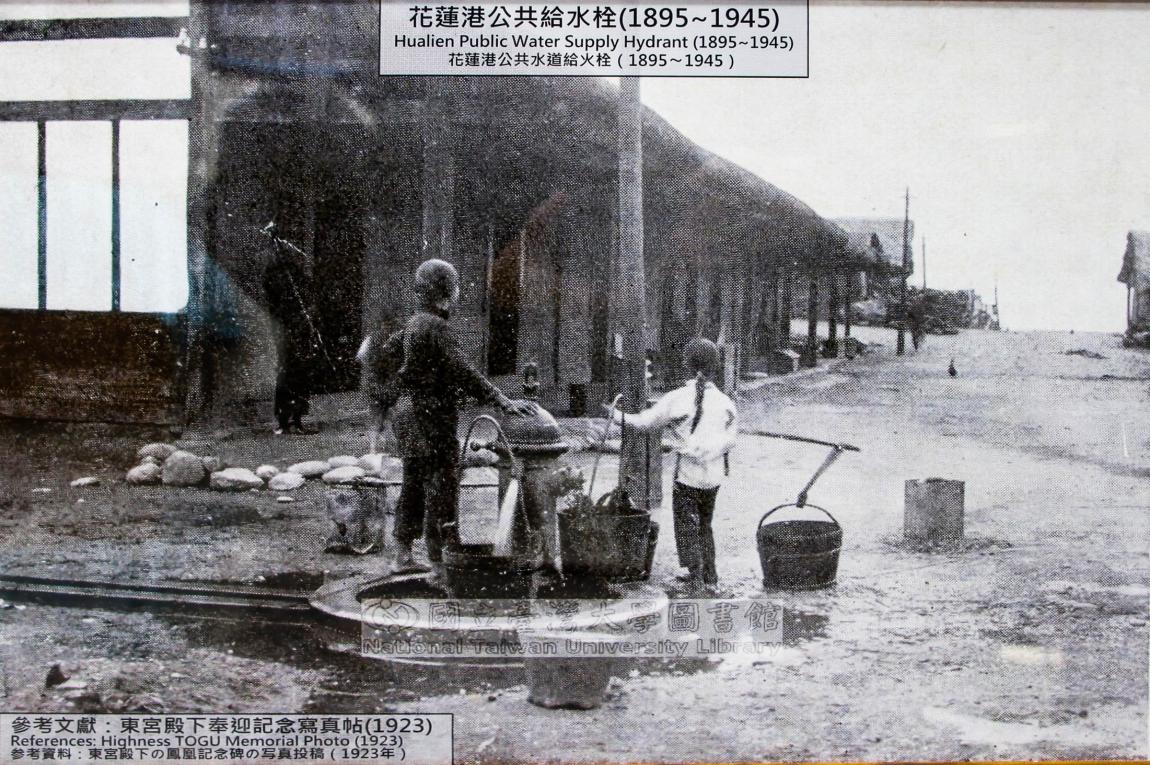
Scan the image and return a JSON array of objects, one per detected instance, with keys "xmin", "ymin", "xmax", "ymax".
[{"xmin": 474, "ymin": 364, "xmax": 577, "ymax": 573}]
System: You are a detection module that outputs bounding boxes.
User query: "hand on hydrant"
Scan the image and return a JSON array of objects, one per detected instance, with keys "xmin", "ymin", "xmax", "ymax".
[{"xmin": 498, "ymin": 394, "xmax": 535, "ymax": 417}]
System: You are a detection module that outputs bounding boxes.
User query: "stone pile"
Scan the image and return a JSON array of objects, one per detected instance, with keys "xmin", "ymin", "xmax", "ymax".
[{"xmin": 123, "ymin": 443, "xmax": 405, "ymax": 494}]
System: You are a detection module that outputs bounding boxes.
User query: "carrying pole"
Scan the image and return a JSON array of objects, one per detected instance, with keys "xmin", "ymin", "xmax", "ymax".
[{"xmin": 740, "ymin": 429, "xmax": 861, "ymax": 452}]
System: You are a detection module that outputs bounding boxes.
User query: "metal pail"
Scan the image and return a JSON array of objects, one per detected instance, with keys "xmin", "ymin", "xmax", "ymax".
[
  {"xmin": 756, "ymin": 504, "xmax": 842, "ymax": 590},
  {"xmin": 441, "ymin": 543, "xmax": 541, "ymax": 600},
  {"xmin": 557, "ymin": 511, "xmax": 652, "ymax": 581}
]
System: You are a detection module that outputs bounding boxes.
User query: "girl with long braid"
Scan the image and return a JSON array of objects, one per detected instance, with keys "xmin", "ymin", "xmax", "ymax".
[{"xmin": 609, "ymin": 338, "xmax": 739, "ymax": 591}]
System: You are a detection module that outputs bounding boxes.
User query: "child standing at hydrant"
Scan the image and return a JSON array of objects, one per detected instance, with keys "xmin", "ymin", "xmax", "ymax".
[
  {"xmin": 372, "ymin": 259, "xmax": 530, "ymax": 573},
  {"xmin": 610, "ymin": 338, "xmax": 738, "ymax": 590}
]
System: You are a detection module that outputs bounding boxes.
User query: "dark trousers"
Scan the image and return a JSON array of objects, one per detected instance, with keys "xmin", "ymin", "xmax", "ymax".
[
  {"xmin": 394, "ymin": 450, "xmax": 459, "ymax": 563},
  {"xmin": 672, "ymin": 482, "xmax": 719, "ymax": 585}
]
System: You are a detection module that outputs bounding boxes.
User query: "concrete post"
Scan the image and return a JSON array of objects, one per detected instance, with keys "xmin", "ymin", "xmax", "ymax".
[{"xmin": 905, "ymin": 478, "xmax": 965, "ymax": 548}]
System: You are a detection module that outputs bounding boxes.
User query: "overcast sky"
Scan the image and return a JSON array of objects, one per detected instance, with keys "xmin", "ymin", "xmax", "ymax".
[{"xmin": 643, "ymin": 2, "xmax": 1150, "ymax": 332}]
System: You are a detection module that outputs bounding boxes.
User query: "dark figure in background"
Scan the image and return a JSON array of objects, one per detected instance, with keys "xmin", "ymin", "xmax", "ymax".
[
  {"xmin": 373, "ymin": 259, "xmax": 530, "ymax": 572},
  {"xmin": 264, "ymin": 236, "xmax": 316, "ymax": 434}
]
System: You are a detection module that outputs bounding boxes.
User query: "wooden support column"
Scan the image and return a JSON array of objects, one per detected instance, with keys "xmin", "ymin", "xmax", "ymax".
[
  {"xmin": 616, "ymin": 76, "xmax": 659, "ymax": 512},
  {"xmin": 111, "ymin": 119, "xmax": 121, "ymax": 311},
  {"xmin": 745, "ymin": 275, "xmax": 765, "ymax": 360},
  {"xmin": 766, "ymin": 267, "xmax": 780, "ymax": 352},
  {"xmin": 825, "ymin": 269, "xmax": 838, "ymax": 357},
  {"xmin": 716, "ymin": 268, "xmax": 739, "ymax": 394},
  {"xmin": 36, "ymin": 120, "xmax": 46, "ymax": 310},
  {"xmin": 843, "ymin": 271, "xmax": 853, "ymax": 340},
  {"xmin": 780, "ymin": 265, "xmax": 793, "ymax": 345},
  {"xmin": 183, "ymin": 0, "xmax": 218, "ymax": 423},
  {"xmin": 804, "ymin": 267, "xmax": 819, "ymax": 368}
]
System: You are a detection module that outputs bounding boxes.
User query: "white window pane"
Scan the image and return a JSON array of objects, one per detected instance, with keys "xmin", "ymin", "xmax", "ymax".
[
  {"xmin": 46, "ymin": 121, "xmax": 112, "ymax": 311},
  {"xmin": 120, "ymin": 119, "xmax": 187, "ymax": 313},
  {"xmin": 0, "ymin": 39, "xmax": 189, "ymax": 101},
  {"xmin": 0, "ymin": 2, "xmax": 188, "ymax": 19},
  {"xmin": 0, "ymin": 122, "xmax": 39, "ymax": 309}
]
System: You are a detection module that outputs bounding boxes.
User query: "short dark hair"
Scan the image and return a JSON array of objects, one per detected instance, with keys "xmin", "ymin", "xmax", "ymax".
[{"xmin": 414, "ymin": 259, "xmax": 460, "ymax": 305}]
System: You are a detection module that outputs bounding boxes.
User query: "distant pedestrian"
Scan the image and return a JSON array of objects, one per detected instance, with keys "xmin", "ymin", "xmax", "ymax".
[
  {"xmin": 609, "ymin": 338, "xmax": 739, "ymax": 591},
  {"xmin": 373, "ymin": 259, "xmax": 531, "ymax": 573},
  {"xmin": 948, "ymin": 358, "xmax": 958, "ymax": 377}
]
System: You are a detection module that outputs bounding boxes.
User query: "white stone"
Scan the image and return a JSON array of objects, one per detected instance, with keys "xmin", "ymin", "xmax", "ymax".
[
  {"xmin": 255, "ymin": 464, "xmax": 280, "ymax": 481},
  {"xmin": 322, "ymin": 466, "xmax": 366, "ymax": 485},
  {"xmin": 70, "ymin": 477, "xmax": 100, "ymax": 488},
  {"xmin": 126, "ymin": 463, "xmax": 162, "ymax": 485},
  {"xmin": 358, "ymin": 453, "xmax": 404, "ymax": 478},
  {"xmin": 276, "ymin": 496, "xmax": 295, "ymax": 503},
  {"xmin": 287, "ymin": 460, "xmax": 329, "ymax": 479},
  {"xmin": 201, "ymin": 456, "xmax": 225, "ymax": 473},
  {"xmin": 358, "ymin": 453, "xmax": 383, "ymax": 473},
  {"xmin": 162, "ymin": 451, "xmax": 207, "ymax": 487},
  {"xmin": 210, "ymin": 467, "xmax": 264, "ymax": 492},
  {"xmin": 137, "ymin": 442, "xmax": 177, "ymax": 462},
  {"xmin": 327, "ymin": 455, "xmax": 360, "ymax": 469},
  {"xmin": 268, "ymin": 472, "xmax": 306, "ymax": 492}
]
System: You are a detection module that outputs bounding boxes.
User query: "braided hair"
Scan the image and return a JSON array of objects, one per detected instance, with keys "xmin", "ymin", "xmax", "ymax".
[{"xmin": 683, "ymin": 338, "xmax": 721, "ymax": 434}]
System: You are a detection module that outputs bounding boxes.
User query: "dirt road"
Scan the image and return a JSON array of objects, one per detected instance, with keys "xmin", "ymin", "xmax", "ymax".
[
  {"xmin": 0, "ymin": 327, "xmax": 1146, "ymax": 761},
  {"xmin": 398, "ymin": 327, "xmax": 1150, "ymax": 762}
]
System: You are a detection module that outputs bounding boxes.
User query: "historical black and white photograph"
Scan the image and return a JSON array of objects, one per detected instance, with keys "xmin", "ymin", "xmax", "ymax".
[{"xmin": 0, "ymin": 1, "xmax": 1147, "ymax": 763}]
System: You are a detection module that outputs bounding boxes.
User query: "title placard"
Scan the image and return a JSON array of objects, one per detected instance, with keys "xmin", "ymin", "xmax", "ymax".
[{"xmin": 380, "ymin": 2, "xmax": 808, "ymax": 77}]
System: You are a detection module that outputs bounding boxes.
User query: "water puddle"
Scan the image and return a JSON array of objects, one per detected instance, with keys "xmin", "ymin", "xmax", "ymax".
[
  {"xmin": 998, "ymin": 644, "xmax": 1065, "ymax": 666},
  {"xmin": 1043, "ymin": 579, "xmax": 1150, "ymax": 599},
  {"xmin": 922, "ymin": 706, "xmax": 1107, "ymax": 748}
]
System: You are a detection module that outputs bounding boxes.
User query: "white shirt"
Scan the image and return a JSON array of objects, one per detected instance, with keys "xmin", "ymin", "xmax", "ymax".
[{"xmin": 613, "ymin": 379, "xmax": 738, "ymax": 489}]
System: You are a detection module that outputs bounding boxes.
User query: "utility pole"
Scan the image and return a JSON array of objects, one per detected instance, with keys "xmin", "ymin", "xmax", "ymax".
[
  {"xmin": 896, "ymin": 187, "xmax": 909, "ymax": 356},
  {"xmin": 993, "ymin": 278, "xmax": 1000, "ymax": 330},
  {"xmin": 921, "ymin": 235, "xmax": 926, "ymax": 291},
  {"xmin": 616, "ymin": 77, "xmax": 659, "ymax": 511}
]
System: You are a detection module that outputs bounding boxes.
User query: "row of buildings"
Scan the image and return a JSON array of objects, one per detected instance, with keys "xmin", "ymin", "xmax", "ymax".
[{"xmin": 0, "ymin": 2, "xmax": 915, "ymax": 426}]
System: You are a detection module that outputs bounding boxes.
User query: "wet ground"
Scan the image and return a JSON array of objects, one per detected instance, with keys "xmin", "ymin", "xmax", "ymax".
[{"xmin": 0, "ymin": 326, "xmax": 1147, "ymax": 761}]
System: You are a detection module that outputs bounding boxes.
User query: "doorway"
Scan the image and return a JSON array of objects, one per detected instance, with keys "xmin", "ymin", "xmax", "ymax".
[
  {"xmin": 310, "ymin": 189, "xmax": 364, "ymax": 393},
  {"xmin": 488, "ymin": 229, "xmax": 521, "ymax": 377}
]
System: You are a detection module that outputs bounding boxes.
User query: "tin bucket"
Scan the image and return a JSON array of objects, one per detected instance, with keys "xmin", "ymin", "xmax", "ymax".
[
  {"xmin": 557, "ymin": 510, "xmax": 652, "ymax": 581},
  {"xmin": 521, "ymin": 632, "xmax": 616, "ymax": 709},
  {"xmin": 441, "ymin": 543, "xmax": 541, "ymax": 600},
  {"xmin": 756, "ymin": 504, "xmax": 842, "ymax": 590}
]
